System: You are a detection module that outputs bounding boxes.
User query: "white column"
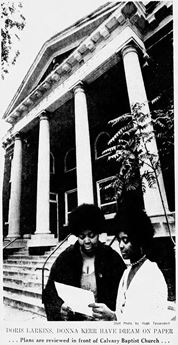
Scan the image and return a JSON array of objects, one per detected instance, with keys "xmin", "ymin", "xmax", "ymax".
[
  {"xmin": 35, "ymin": 112, "xmax": 50, "ymax": 234},
  {"xmin": 74, "ymin": 82, "xmax": 94, "ymax": 205},
  {"xmin": 0, "ymin": 143, "xmax": 5, "ymax": 240},
  {"xmin": 122, "ymin": 44, "xmax": 169, "ymax": 216},
  {"xmin": 8, "ymin": 134, "xmax": 22, "ymax": 237}
]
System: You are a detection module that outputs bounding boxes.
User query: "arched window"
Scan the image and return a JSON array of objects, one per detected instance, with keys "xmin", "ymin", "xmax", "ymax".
[
  {"xmin": 95, "ymin": 132, "xmax": 110, "ymax": 160},
  {"xmin": 50, "ymin": 152, "xmax": 55, "ymax": 174},
  {"xmin": 64, "ymin": 188, "xmax": 77, "ymax": 224},
  {"xmin": 64, "ymin": 148, "xmax": 76, "ymax": 172},
  {"xmin": 96, "ymin": 176, "xmax": 117, "ymax": 219},
  {"xmin": 53, "ymin": 63, "xmax": 59, "ymax": 70}
]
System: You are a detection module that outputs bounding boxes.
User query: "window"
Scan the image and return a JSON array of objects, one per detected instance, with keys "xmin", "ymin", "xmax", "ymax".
[
  {"xmin": 64, "ymin": 189, "xmax": 77, "ymax": 225},
  {"xmin": 50, "ymin": 152, "xmax": 55, "ymax": 174},
  {"xmin": 64, "ymin": 148, "xmax": 76, "ymax": 172},
  {"xmin": 50, "ymin": 193, "xmax": 59, "ymax": 238},
  {"xmin": 96, "ymin": 177, "xmax": 117, "ymax": 219},
  {"xmin": 95, "ymin": 132, "xmax": 110, "ymax": 160}
]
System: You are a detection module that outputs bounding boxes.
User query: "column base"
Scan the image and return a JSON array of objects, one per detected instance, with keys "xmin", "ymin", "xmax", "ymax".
[
  {"xmin": 5, "ymin": 234, "xmax": 21, "ymax": 239},
  {"xmin": 27, "ymin": 233, "xmax": 58, "ymax": 248}
]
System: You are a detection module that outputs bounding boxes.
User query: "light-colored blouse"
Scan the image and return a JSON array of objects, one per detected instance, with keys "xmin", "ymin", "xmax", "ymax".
[
  {"xmin": 80, "ymin": 256, "xmax": 97, "ymax": 301},
  {"xmin": 115, "ymin": 259, "xmax": 168, "ymax": 321}
]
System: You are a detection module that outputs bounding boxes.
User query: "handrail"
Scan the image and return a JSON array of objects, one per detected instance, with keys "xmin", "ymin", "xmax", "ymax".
[
  {"xmin": 3, "ymin": 237, "xmax": 19, "ymax": 250},
  {"xmin": 40, "ymin": 233, "xmax": 72, "ymax": 302},
  {"xmin": 149, "ymin": 211, "xmax": 175, "ymax": 218},
  {"xmin": 108, "ymin": 235, "xmax": 117, "ymax": 247}
]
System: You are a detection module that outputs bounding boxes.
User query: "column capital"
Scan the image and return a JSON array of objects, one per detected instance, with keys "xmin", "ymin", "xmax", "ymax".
[
  {"xmin": 39, "ymin": 110, "xmax": 48, "ymax": 121},
  {"xmin": 73, "ymin": 81, "xmax": 85, "ymax": 94},
  {"xmin": 8, "ymin": 133, "xmax": 22, "ymax": 144},
  {"xmin": 121, "ymin": 44, "xmax": 138, "ymax": 58},
  {"xmin": 14, "ymin": 132, "xmax": 22, "ymax": 141}
]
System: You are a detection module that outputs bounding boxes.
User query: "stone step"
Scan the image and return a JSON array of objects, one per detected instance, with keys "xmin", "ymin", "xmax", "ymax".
[
  {"xmin": 3, "ymin": 304, "xmax": 46, "ymax": 321},
  {"xmin": 2, "ymin": 242, "xmax": 58, "ymax": 320},
  {"xmin": 3, "ymin": 290, "xmax": 46, "ymax": 317},
  {"xmin": 45, "ymin": 242, "xmax": 71, "ymax": 253},
  {"xmin": 4, "ymin": 246, "xmax": 29, "ymax": 253},
  {"xmin": 3, "ymin": 269, "xmax": 49, "ymax": 281},
  {"xmin": 6, "ymin": 250, "xmax": 64, "ymax": 259},
  {"xmin": 3, "ymin": 264, "xmax": 53, "ymax": 277},
  {"xmin": 5, "ymin": 240, "xmax": 69, "ymax": 259},
  {"xmin": 3, "ymin": 276, "xmax": 42, "ymax": 290},
  {"xmin": 3, "ymin": 284, "xmax": 42, "ymax": 300},
  {"xmin": 4, "ymin": 247, "xmax": 28, "ymax": 253},
  {"xmin": 14, "ymin": 250, "xmax": 30, "ymax": 255},
  {"xmin": 5, "ymin": 254, "xmax": 51, "ymax": 260},
  {"xmin": 4, "ymin": 258, "xmax": 55, "ymax": 267},
  {"xmin": 15, "ymin": 247, "xmax": 29, "ymax": 251},
  {"xmin": 2, "ymin": 240, "xmax": 70, "ymax": 319},
  {"xmin": 3, "ymin": 248, "xmax": 29, "ymax": 257},
  {"xmin": 3, "ymin": 264, "xmax": 44, "ymax": 272},
  {"xmin": 3, "ymin": 239, "xmax": 28, "ymax": 248}
]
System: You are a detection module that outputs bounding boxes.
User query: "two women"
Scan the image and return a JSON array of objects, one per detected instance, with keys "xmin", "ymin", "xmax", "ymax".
[{"xmin": 43, "ymin": 203, "xmax": 169, "ymax": 321}]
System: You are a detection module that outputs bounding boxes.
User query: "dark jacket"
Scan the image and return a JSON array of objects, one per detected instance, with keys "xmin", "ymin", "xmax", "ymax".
[{"xmin": 42, "ymin": 241, "xmax": 126, "ymax": 321}]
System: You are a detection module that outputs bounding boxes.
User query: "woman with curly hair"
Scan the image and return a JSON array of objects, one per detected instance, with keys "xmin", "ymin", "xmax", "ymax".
[
  {"xmin": 43, "ymin": 203, "xmax": 125, "ymax": 321},
  {"xmin": 89, "ymin": 206, "xmax": 169, "ymax": 321}
]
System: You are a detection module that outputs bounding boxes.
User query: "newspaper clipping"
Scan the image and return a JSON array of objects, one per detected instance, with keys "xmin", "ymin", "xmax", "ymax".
[{"xmin": 0, "ymin": 1, "xmax": 176, "ymax": 345}]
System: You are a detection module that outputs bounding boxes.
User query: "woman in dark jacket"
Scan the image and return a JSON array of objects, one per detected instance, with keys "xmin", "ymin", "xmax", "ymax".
[{"xmin": 42, "ymin": 204, "xmax": 126, "ymax": 321}]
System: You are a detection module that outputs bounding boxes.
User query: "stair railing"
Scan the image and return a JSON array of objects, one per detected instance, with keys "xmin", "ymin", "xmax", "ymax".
[
  {"xmin": 38, "ymin": 233, "xmax": 72, "ymax": 302},
  {"xmin": 108, "ymin": 235, "xmax": 117, "ymax": 247}
]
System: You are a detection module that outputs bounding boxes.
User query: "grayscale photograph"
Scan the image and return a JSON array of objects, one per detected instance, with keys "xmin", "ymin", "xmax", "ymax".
[{"xmin": 0, "ymin": 1, "xmax": 176, "ymax": 342}]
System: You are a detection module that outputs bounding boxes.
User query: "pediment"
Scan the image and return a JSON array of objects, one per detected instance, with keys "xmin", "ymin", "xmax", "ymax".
[
  {"xmin": 3, "ymin": 2, "xmax": 119, "ymax": 119},
  {"xmin": 3, "ymin": 1, "xmax": 172, "ymax": 127}
]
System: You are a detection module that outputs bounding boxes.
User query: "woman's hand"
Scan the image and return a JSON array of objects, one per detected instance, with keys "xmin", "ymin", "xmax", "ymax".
[
  {"xmin": 88, "ymin": 303, "xmax": 116, "ymax": 321},
  {"xmin": 60, "ymin": 302, "xmax": 75, "ymax": 320}
]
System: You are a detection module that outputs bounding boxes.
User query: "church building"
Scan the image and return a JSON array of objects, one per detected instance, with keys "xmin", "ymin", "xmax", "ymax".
[{"xmin": 2, "ymin": 1, "xmax": 175, "ymax": 303}]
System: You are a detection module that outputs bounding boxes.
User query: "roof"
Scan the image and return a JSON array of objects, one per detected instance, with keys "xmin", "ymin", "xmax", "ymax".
[
  {"xmin": 2, "ymin": 1, "xmax": 172, "ymax": 130},
  {"xmin": 3, "ymin": 1, "xmax": 120, "ymax": 119}
]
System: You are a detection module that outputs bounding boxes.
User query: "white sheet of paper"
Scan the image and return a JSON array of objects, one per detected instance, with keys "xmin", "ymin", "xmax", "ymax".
[{"xmin": 54, "ymin": 282, "xmax": 95, "ymax": 316}]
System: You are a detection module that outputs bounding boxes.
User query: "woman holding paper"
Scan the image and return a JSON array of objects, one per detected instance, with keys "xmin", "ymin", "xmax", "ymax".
[
  {"xmin": 43, "ymin": 203, "xmax": 126, "ymax": 321},
  {"xmin": 89, "ymin": 206, "xmax": 169, "ymax": 321}
]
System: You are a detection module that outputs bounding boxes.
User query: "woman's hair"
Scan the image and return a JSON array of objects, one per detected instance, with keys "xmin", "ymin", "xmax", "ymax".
[
  {"xmin": 114, "ymin": 206, "xmax": 155, "ymax": 252},
  {"xmin": 68, "ymin": 203, "xmax": 105, "ymax": 236}
]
